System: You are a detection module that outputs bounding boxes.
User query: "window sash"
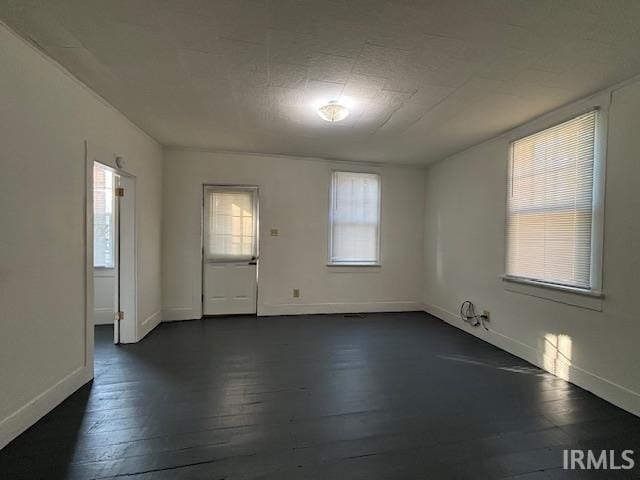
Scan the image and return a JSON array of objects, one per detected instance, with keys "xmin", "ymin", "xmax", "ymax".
[
  {"xmin": 204, "ymin": 188, "xmax": 257, "ymax": 262},
  {"xmin": 93, "ymin": 164, "xmax": 115, "ymax": 268},
  {"xmin": 506, "ymin": 111, "xmax": 597, "ymax": 290},
  {"xmin": 329, "ymin": 171, "xmax": 381, "ymax": 265}
]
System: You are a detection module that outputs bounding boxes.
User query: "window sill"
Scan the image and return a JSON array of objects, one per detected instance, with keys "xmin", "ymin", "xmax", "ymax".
[
  {"xmin": 501, "ymin": 275, "xmax": 603, "ymax": 311},
  {"xmin": 327, "ymin": 263, "xmax": 381, "ymax": 267},
  {"xmin": 94, "ymin": 267, "xmax": 115, "ymax": 278},
  {"xmin": 326, "ymin": 263, "xmax": 381, "ymax": 273}
]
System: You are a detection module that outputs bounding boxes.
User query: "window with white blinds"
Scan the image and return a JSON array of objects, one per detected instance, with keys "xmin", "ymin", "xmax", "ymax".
[
  {"xmin": 93, "ymin": 164, "xmax": 114, "ymax": 268},
  {"xmin": 204, "ymin": 188, "xmax": 256, "ymax": 261},
  {"xmin": 506, "ymin": 110, "xmax": 599, "ymax": 290},
  {"xmin": 329, "ymin": 171, "xmax": 381, "ymax": 265}
]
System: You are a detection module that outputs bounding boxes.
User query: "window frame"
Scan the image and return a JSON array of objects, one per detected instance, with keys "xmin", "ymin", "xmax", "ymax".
[
  {"xmin": 502, "ymin": 104, "xmax": 608, "ymax": 298},
  {"xmin": 327, "ymin": 170, "xmax": 382, "ymax": 267},
  {"xmin": 93, "ymin": 162, "xmax": 115, "ymax": 269},
  {"xmin": 202, "ymin": 185, "xmax": 259, "ymax": 264}
]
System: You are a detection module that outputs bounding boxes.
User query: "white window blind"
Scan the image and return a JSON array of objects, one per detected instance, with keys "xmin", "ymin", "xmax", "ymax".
[
  {"xmin": 93, "ymin": 164, "xmax": 114, "ymax": 268},
  {"xmin": 204, "ymin": 188, "xmax": 256, "ymax": 261},
  {"xmin": 330, "ymin": 171, "xmax": 381, "ymax": 265},
  {"xmin": 506, "ymin": 111, "xmax": 598, "ymax": 290}
]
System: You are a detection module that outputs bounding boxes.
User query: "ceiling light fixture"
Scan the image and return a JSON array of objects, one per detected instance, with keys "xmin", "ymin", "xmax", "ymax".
[{"xmin": 317, "ymin": 101, "xmax": 349, "ymax": 123}]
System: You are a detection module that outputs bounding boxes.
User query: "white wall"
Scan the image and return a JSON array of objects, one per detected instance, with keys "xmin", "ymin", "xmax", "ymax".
[
  {"xmin": 162, "ymin": 149, "xmax": 424, "ymax": 319},
  {"xmin": 0, "ymin": 23, "xmax": 163, "ymax": 448},
  {"xmin": 93, "ymin": 268, "xmax": 115, "ymax": 325},
  {"xmin": 423, "ymin": 79, "xmax": 640, "ymax": 416}
]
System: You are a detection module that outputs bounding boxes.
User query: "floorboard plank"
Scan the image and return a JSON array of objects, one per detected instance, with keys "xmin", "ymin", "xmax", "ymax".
[{"xmin": 1, "ymin": 312, "xmax": 639, "ymax": 479}]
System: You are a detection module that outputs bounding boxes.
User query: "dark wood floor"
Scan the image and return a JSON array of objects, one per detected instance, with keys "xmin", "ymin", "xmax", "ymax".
[{"xmin": 1, "ymin": 312, "xmax": 640, "ymax": 479}]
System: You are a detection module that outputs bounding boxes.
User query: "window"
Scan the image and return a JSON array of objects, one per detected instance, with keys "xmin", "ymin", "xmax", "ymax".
[
  {"xmin": 506, "ymin": 110, "xmax": 601, "ymax": 291},
  {"xmin": 329, "ymin": 171, "xmax": 381, "ymax": 265},
  {"xmin": 93, "ymin": 164, "xmax": 115, "ymax": 268},
  {"xmin": 204, "ymin": 187, "xmax": 257, "ymax": 261}
]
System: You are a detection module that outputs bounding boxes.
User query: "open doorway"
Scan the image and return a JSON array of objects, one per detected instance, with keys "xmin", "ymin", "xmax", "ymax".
[
  {"xmin": 202, "ymin": 185, "xmax": 259, "ymax": 316},
  {"xmin": 91, "ymin": 160, "xmax": 137, "ymax": 344}
]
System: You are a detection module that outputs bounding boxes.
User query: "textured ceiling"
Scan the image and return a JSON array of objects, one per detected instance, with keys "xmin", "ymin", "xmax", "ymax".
[{"xmin": 2, "ymin": 0, "xmax": 640, "ymax": 164}]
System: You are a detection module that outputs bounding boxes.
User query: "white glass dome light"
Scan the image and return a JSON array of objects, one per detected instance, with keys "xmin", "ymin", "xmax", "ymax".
[{"xmin": 317, "ymin": 101, "xmax": 349, "ymax": 123}]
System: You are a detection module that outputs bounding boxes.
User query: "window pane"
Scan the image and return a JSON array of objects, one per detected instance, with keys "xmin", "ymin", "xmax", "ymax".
[
  {"xmin": 93, "ymin": 164, "xmax": 114, "ymax": 268},
  {"xmin": 506, "ymin": 111, "xmax": 596, "ymax": 289},
  {"xmin": 205, "ymin": 189, "xmax": 255, "ymax": 261},
  {"xmin": 330, "ymin": 172, "xmax": 380, "ymax": 264}
]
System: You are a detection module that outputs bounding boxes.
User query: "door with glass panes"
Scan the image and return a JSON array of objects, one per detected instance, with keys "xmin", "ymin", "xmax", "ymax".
[{"xmin": 202, "ymin": 186, "xmax": 258, "ymax": 315}]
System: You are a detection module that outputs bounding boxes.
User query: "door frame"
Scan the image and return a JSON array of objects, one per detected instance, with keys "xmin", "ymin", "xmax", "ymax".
[
  {"xmin": 201, "ymin": 184, "xmax": 260, "ymax": 317},
  {"xmin": 86, "ymin": 142, "xmax": 138, "ymax": 345}
]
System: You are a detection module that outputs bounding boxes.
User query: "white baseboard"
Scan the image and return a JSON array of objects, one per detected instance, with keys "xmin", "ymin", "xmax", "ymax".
[
  {"xmin": 0, "ymin": 365, "xmax": 92, "ymax": 450},
  {"xmin": 423, "ymin": 302, "xmax": 640, "ymax": 418},
  {"xmin": 161, "ymin": 302, "xmax": 422, "ymax": 320},
  {"xmin": 259, "ymin": 301, "xmax": 422, "ymax": 316},
  {"xmin": 93, "ymin": 307, "xmax": 114, "ymax": 325},
  {"xmin": 162, "ymin": 306, "xmax": 199, "ymax": 322},
  {"xmin": 139, "ymin": 310, "xmax": 162, "ymax": 340}
]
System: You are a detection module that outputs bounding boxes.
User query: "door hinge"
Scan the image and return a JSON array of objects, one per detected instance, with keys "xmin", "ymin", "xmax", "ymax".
[
  {"xmin": 115, "ymin": 187, "xmax": 125, "ymax": 197},
  {"xmin": 116, "ymin": 311, "xmax": 124, "ymax": 321}
]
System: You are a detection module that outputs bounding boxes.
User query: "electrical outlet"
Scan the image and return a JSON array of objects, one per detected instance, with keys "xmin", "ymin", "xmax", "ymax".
[
  {"xmin": 293, "ymin": 288, "xmax": 300, "ymax": 298},
  {"xmin": 482, "ymin": 310, "xmax": 490, "ymax": 320},
  {"xmin": 270, "ymin": 228, "xmax": 279, "ymax": 236}
]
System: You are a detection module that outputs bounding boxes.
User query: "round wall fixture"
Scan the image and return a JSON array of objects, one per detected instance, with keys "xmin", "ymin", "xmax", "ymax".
[{"xmin": 317, "ymin": 101, "xmax": 349, "ymax": 123}]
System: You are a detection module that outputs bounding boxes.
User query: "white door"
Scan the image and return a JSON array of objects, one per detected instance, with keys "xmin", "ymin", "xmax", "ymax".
[
  {"xmin": 113, "ymin": 174, "xmax": 137, "ymax": 343},
  {"xmin": 203, "ymin": 186, "xmax": 258, "ymax": 316}
]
